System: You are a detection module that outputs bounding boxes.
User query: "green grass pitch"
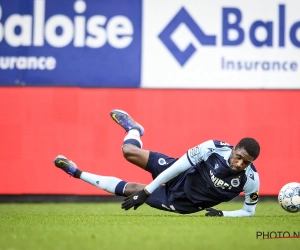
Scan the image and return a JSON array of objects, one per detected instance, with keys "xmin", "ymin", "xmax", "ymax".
[{"xmin": 1, "ymin": 201, "xmax": 300, "ymax": 250}]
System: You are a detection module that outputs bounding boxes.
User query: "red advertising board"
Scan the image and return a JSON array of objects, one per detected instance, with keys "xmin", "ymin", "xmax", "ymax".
[{"xmin": 0, "ymin": 88, "xmax": 299, "ymax": 195}]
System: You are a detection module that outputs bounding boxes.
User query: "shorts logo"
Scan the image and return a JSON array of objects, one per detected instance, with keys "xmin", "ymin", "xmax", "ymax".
[
  {"xmin": 231, "ymin": 178, "xmax": 240, "ymax": 187},
  {"xmin": 158, "ymin": 158, "xmax": 167, "ymax": 165}
]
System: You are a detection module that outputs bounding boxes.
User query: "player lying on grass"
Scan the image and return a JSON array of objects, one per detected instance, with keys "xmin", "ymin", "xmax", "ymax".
[{"xmin": 54, "ymin": 109, "xmax": 260, "ymax": 217}]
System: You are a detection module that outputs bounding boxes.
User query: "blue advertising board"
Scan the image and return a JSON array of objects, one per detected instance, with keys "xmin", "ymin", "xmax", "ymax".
[{"xmin": 0, "ymin": 0, "xmax": 141, "ymax": 87}]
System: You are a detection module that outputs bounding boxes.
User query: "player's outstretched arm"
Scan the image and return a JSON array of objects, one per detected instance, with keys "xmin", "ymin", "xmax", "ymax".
[
  {"xmin": 216, "ymin": 166, "xmax": 260, "ymax": 217},
  {"xmin": 225, "ymin": 203, "xmax": 257, "ymax": 217},
  {"xmin": 205, "ymin": 186, "xmax": 259, "ymax": 217},
  {"xmin": 144, "ymin": 154, "xmax": 192, "ymax": 194},
  {"xmin": 205, "ymin": 202, "xmax": 257, "ymax": 217}
]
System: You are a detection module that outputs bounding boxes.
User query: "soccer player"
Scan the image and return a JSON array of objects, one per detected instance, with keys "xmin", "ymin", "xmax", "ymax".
[{"xmin": 54, "ymin": 110, "xmax": 260, "ymax": 217}]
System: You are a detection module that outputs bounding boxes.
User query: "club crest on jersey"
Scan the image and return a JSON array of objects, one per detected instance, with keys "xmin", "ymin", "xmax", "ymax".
[
  {"xmin": 158, "ymin": 158, "xmax": 167, "ymax": 165},
  {"xmin": 231, "ymin": 178, "xmax": 240, "ymax": 187}
]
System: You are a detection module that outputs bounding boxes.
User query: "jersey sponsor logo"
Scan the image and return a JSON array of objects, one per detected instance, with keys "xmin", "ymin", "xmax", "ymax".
[
  {"xmin": 250, "ymin": 191, "xmax": 259, "ymax": 202},
  {"xmin": 231, "ymin": 178, "xmax": 240, "ymax": 187},
  {"xmin": 210, "ymin": 170, "xmax": 232, "ymax": 189},
  {"xmin": 214, "ymin": 163, "xmax": 219, "ymax": 169},
  {"xmin": 158, "ymin": 158, "xmax": 167, "ymax": 165}
]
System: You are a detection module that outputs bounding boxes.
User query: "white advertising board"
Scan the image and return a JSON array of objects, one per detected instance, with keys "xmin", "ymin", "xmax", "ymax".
[{"xmin": 141, "ymin": 0, "xmax": 300, "ymax": 89}]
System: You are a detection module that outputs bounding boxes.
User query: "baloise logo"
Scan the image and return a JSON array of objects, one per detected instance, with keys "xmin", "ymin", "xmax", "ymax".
[
  {"xmin": 159, "ymin": 5, "xmax": 300, "ymax": 67},
  {"xmin": 0, "ymin": 0, "xmax": 134, "ymax": 71}
]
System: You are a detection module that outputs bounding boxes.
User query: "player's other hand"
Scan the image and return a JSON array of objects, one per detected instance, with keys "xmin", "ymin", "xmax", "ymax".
[
  {"xmin": 205, "ymin": 207, "xmax": 224, "ymax": 217},
  {"xmin": 121, "ymin": 189, "xmax": 150, "ymax": 211}
]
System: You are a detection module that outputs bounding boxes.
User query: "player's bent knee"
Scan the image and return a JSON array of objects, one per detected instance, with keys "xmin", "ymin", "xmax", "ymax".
[
  {"xmin": 122, "ymin": 145, "xmax": 140, "ymax": 160},
  {"xmin": 122, "ymin": 145, "xmax": 149, "ymax": 169}
]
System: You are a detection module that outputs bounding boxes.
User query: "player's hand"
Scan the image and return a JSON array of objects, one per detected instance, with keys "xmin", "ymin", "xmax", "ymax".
[
  {"xmin": 205, "ymin": 208, "xmax": 224, "ymax": 217},
  {"xmin": 121, "ymin": 189, "xmax": 150, "ymax": 211}
]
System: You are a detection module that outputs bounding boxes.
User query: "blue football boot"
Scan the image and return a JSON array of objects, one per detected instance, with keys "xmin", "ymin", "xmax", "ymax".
[
  {"xmin": 54, "ymin": 155, "xmax": 78, "ymax": 176},
  {"xmin": 110, "ymin": 109, "xmax": 144, "ymax": 136}
]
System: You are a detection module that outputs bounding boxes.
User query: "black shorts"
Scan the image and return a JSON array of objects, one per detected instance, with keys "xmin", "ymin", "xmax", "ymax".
[{"xmin": 144, "ymin": 151, "xmax": 202, "ymax": 214}]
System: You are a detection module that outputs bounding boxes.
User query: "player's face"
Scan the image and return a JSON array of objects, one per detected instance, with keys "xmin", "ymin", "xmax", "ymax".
[{"xmin": 228, "ymin": 147, "xmax": 254, "ymax": 174}]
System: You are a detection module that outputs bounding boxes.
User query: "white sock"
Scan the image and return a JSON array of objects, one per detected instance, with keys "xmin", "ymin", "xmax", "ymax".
[
  {"xmin": 80, "ymin": 172, "xmax": 127, "ymax": 195},
  {"xmin": 123, "ymin": 129, "xmax": 143, "ymax": 148}
]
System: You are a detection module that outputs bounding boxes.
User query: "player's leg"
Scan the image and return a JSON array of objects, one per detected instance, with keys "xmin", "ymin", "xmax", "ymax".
[
  {"xmin": 110, "ymin": 109, "xmax": 149, "ymax": 169},
  {"xmin": 122, "ymin": 144, "xmax": 149, "ymax": 169},
  {"xmin": 110, "ymin": 109, "xmax": 179, "ymax": 175},
  {"xmin": 54, "ymin": 155, "xmax": 145, "ymax": 196},
  {"xmin": 109, "ymin": 109, "xmax": 190, "ymax": 212}
]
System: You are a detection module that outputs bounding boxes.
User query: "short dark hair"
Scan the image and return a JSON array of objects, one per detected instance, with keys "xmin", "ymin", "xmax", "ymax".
[{"xmin": 236, "ymin": 137, "xmax": 260, "ymax": 160}]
